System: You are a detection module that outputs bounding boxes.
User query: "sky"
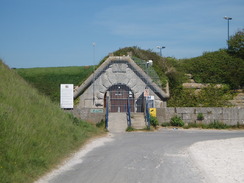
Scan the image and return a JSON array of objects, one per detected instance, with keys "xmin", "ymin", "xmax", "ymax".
[{"xmin": 0, "ymin": 0, "xmax": 243, "ymax": 68}]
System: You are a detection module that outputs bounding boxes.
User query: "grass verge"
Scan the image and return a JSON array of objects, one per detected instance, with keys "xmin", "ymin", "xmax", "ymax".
[
  {"xmin": 161, "ymin": 121, "xmax": 244, "ymax": 130},
  {"xmin": 0, "ymin": 60, "xmax": 103, "ymax": 183}
]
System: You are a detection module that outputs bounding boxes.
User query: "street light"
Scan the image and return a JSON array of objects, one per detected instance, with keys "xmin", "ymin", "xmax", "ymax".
[
  {"xmin": 223, "ymin": 16, "xmax": 232, "ymax": 47},
  {"xmin": 156, "ymin": 46, "xmax": 165, "ymax": 56},
  {"xmin": 92, "ymin": 42, "xmax": 96, "ymax": 105},
  {"xmin": 144, "ymin": 60, "xmax": 153, "ymax": 89},
  {"xmin": 145, "ymin": 59, "xmax": 153, "ymax": 129},
  {"xmin": 146, "ymin": 60, "xmax": 153, "ymax": 77}
]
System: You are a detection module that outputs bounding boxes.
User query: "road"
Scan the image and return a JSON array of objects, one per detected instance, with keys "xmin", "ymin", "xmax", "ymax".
[{"xmin": 47, "ymin": 129, "xmax": 244, "ymax": 183}]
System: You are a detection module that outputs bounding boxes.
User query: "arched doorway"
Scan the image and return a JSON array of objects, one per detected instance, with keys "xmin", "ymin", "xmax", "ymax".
[{"xmin": 105, "ymin": 84, "xmax": 134, "ymax": 113}]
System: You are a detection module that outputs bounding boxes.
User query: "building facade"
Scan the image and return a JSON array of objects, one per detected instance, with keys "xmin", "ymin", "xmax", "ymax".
[{"xmin": 73, "ymin": 55, "xmax": 169, "ymax": 123}]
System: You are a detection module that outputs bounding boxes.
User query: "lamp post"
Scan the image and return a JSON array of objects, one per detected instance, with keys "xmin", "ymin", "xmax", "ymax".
[
  {"xmin": 146, "ymin": 60, "xmax": 153, "ymax": 82},
  {"xmin": 223, "ymin": 16, "xmax": 232, "ymax": 47},
  {"xmin": 92, "ymin": 42, "xmax": 96, "ymax": 105},
  {"xmin": 145, "ymin": 60, "xmax": 153, "ymax": 128},
  {"xmin": 156, "ymin": 46, "xmax": 165, "ymax": 56}
]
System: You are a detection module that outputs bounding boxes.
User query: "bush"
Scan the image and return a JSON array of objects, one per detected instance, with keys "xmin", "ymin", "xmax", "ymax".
[
  {"xmin": 197, "ymin": 113, "xmax": 204, "ymax": 120},
  {"xmin": 168, "ymin": 85, "xmax": 234, "ymax": 107},
  {"xmin": 180, "ymin": 50, "xmax": 244, "ymax": 89},
  {"xmin": 150, "ymin": 116, "xmax": 159, "ymax": 128},
  {"xmin": 208, "ymin": 120, "xmax": 228, "ymax": 129},
  {"xmin": 161, "ymin": 122, "xmax": 171, "ymax": 127},
  {"xmin": 170, "ymin": 116, "xmax": 185, "ymax": 127}
]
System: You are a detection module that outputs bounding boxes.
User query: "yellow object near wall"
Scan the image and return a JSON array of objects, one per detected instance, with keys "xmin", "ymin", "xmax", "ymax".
[{"xmin": 150, "ymin": 108, "xmax": 156, "ymax": 117}]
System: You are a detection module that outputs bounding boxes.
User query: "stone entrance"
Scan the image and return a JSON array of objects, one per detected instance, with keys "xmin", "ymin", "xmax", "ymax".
[
  {"xmin": 105, "ymin": 84, "xmax": 135, "ymax": 113},
  {"xmin": 73, "ymin": 55, "xmax": 169, "ymax": 123}
]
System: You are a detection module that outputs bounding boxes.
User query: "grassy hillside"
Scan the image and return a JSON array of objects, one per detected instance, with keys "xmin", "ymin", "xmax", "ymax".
[
  {"xmin": 0, "ymin": 60, "xmax": 102, "ymax": 183},
  {"xmin": 16, "ymin": 66, "xmax": 93, "ymax": 102}
]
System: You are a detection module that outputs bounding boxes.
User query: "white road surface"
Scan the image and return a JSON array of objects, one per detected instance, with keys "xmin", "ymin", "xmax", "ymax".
[{"xmin": 189, "ymin": 137, "xmax": 244, "ymax": 183}]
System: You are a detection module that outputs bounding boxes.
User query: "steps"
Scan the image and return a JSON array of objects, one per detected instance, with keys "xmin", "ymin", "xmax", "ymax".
[
  {"xmin": 107, "ymin": 112, "xmax": 146, "ymax": 132},
  {"xmin": 131, "ymin": 113, "xmax": 146, "ymax": 129},
  {"xmin": 108, "ymin": 113, "xmax": 127, "ymax": 133}
]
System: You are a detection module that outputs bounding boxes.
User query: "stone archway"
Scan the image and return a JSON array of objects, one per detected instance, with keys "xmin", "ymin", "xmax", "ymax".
[{"xmin": 105, "ymin": 84, "xmax": 134, "ymax": 113}]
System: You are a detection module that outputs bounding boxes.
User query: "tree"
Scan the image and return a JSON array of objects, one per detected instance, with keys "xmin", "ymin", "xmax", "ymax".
[{"xmin": 228, "ymin": 29, "xmax": 244, "ymax": 59}]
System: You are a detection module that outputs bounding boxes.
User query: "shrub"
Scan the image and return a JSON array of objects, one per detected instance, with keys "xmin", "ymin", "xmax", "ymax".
[
  {"xmin": 150, "ymin": 116, "xmax": 159, "ymax": 128},
  {"xmin": 161, "ymin": 122, "xmax": 171, "ymax": 127},
  {"xmin": 180, "ymin": 50, "xmax": 244, "ymax": 89},
  {"xmin": 208, "ymin": 120, "xmax": 228, "ymax": 129},
  {"xmin": 197, "ymin": 113, "xmax": 204, "ymax": 120},
  {"xmin": 170, "ymin": 116, "xmax": 185, "ymax": 127}
]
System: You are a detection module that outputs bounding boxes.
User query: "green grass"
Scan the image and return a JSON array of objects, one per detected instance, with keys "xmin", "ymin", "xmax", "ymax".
[
  {"xmin": 183, "ymin": 121, "xmax": 244, "ymax": 129},
  {"xmin": 16, "ymin": 66, "xmax": 94, "ymax": 102},
  {"xmin": 0, "ymin": 60, "xmax": 103, "ymax": 183},
  {"xmin": 162, "ymin": 120, "xmax": 243, "ymax": 129}
]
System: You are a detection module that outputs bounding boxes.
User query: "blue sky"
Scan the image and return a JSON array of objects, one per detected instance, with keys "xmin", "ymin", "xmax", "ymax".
[{"xmin": 0, "ymin": 0, "xmax": 243, "ymax": 68}]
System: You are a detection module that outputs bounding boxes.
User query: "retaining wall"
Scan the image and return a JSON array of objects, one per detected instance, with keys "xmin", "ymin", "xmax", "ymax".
[
  {"xmin": 73, "ymin": 108, "xmax": 105, "ymax": 124},
  {"xmin": 73, "ymin": 107, "xmax": 244, "ymax": 126},
  {"xmin": 157, "ymin": 107, "xmax": 244, "ymax": 125}
]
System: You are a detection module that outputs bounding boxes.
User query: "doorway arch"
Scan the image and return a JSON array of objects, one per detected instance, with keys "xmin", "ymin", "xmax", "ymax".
[{"xmin": 105, "ymin": 84, "xmax": 134, "ymax": 113}]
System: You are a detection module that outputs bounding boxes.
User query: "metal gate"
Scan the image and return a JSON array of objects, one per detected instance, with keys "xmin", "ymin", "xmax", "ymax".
[{"xmin": 107, "ymin": 84, "xmax": 134, "ymax": 113}]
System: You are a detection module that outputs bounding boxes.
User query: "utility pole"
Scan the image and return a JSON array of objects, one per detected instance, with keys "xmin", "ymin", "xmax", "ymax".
[
  {"xmin": 92, "ymin": 42, "xmax": 96, "ymax": 105},
  {"xmin": 223, "ymin": 16, "xmax": 232, "ymax": 48}
]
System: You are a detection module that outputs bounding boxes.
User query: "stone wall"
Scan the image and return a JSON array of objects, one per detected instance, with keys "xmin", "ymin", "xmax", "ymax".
[
  {"xmin": 76, "ymin": 60, "xmax": 166, "ymax": 110},
  {"xmin": 73, "ymin": 105, "xmax": 244, "ymax": 126},
  {"xmin": 73, "ymin": 108, "xmax": 105, "ymax": 124},
  {"xmin": 157, "ymin": 107, "xmax": 244, "ymax": 125}
]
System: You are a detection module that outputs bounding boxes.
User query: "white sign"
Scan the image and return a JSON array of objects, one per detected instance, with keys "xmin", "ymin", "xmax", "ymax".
[
  {"xmin": 147, "ymin": 96, "xmax": 155, "ymax": 108},
  {"xmin": 60, "ymin": 84, "xmax": 74, "ymax": 108},
  {"xmin": 147, "ymin": 96, "xmax": 154, "ymax": 100}
]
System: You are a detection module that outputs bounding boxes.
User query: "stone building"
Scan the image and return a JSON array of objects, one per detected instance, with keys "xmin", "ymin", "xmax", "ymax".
[{"xmin": 73, "ymin": 55, "xmax": 169, "ymax": 126}]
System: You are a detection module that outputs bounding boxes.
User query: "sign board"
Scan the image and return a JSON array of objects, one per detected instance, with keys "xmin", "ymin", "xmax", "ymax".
[
  {"xmin": 90, "ymin": 109, "xmax": 104, "ymax": 113},
  {"xmin": 147, "ymin": 95, "xmax": 155, "ymax": 108},
  {"xmin": 60, "ymin": 84, "xmax": 74, "ymax": 108},
  {"xmin": 147, "ymin": 96, "xmax": 154, "ymax": 100},
  {"xmin": 150, "ymin": 108, "xmax": 156, "ymax": 117}
]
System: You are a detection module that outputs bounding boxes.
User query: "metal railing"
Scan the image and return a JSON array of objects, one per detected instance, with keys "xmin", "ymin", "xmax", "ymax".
[
  {"xmin": 127, "ymin": 98, "xmax": 131, "ymax": 127},
  {"xmin": 145, "ymin": 98, "xmax": 150, "ymax": 129},
  {"xmin": 105, "ymin": 96, "xmax": 109, "ymax": 130}
]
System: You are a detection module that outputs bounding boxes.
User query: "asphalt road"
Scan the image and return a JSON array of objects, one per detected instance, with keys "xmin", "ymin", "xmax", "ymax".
[{"xmin": 50, "ymin": 129, "xmax": 244, "ymax": 183}]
